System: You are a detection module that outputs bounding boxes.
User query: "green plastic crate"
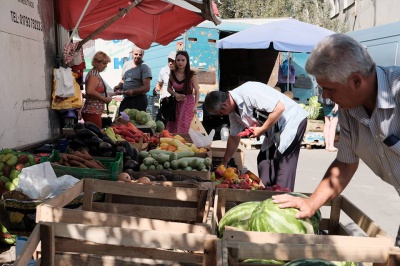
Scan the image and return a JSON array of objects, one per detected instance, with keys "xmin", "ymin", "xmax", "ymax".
[{"xmin": 40, "ymin": 150, "xmax": 123, "ymax": 181}]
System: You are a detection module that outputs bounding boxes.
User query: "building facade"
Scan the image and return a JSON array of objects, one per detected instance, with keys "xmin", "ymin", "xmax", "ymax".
[{"xmin": 328, "ymin": 0, "xmax": 400, "ymax": 31}]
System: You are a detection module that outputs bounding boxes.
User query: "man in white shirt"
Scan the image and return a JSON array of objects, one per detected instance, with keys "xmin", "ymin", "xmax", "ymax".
[
  {"xmin": 204, "ymin": 82, "xmax": 308, "ymax": 191},
  {"xmin": 154, "ymin": 51, "xmax": 176, "ymax": 122}
]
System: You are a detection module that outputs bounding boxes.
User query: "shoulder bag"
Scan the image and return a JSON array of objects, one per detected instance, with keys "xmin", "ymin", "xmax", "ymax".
[
  {"xmin": 99, "ymin": 75, "xmax": 113, "ymax": 128},
  {"xmin": 160, "ymin": 94, "xmax": 176, "ymax": 121}
]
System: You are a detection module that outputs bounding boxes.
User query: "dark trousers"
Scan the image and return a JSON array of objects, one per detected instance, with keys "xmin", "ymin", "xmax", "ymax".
[
  {"xmin": 396, "ymin": 225, "xmax": 400, "ymax": 247},
  {"xmin": 257, "ymin": 118, "xmax": 307, "ymax": 191},
  {"xmin": 119, "ymin": 94, "xmax": 147, "ymax": 115}
]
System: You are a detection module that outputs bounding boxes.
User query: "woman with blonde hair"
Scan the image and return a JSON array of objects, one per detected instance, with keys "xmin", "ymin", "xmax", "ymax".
[{"xmin": 81, "ymin": 51, "xmax": 113, "ymax": 128}]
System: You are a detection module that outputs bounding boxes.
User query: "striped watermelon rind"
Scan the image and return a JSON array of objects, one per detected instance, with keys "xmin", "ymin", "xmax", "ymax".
[
  {"xmin": 218, "ymin": 201, "xmax": 260, "ymax": 237},
  {"xmin": 285, "ymin": 259, "xmax": 337, "ymax": 266},
  {"xmin": 289, "ymin": 192, "xmax": 322, "ymax": 233},
  {"xmin": 247, "ymin": 198, "xmax": 315, "ymax": 234},
  {"xmin": 243, "ymin": 259, "xmax": 286, "ymax": 264}
]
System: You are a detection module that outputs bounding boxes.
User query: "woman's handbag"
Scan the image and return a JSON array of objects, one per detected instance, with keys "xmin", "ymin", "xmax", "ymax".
[
  {"xmin": 160, "ymin": 95, "xmax": 176, "ymax": 121},
  {"xmin": 100, "ymin": 76, "xmax": 113, "ymax": 128}
]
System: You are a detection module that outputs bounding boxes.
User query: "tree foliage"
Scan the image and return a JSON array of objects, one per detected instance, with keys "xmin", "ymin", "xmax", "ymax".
[{"xmin": 216, "ymin": 0, "xmax": 348, "ymax": 33}]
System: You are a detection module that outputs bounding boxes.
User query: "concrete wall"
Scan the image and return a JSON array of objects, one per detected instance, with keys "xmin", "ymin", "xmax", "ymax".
[
  {"xmin": 0, "ymin": 0, "xmax": 58, "ymax": 149},
  {"xmin": 328, "ymin": 0, "xmax": 400, "ymax": 32}
]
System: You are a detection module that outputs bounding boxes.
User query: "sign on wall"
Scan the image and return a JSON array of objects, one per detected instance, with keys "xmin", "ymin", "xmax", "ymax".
[{"xmin": 0, "ymin": 0, "xmax": 43, "ymax": 42}]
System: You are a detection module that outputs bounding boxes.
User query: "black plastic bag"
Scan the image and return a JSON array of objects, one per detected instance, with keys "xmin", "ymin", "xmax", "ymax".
[
  {"xmin": 160, "ymin": 95, "xmax": 176, "ymax": 121},
  {"xmin": 101, "ymin": 116, "xmax": 112, "ymax": 128}
]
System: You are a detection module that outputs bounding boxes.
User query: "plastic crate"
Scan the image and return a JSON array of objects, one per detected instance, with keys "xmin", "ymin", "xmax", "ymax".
[{"xmin": 40, "ymin": 150, "xmax": 123, "ymax": 181}]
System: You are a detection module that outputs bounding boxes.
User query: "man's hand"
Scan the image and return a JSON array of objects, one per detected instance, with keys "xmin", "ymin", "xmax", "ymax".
[
  {"xmin": 123, "ymin": 90, "xmax": 133, "ymax": 97},
  {"xmin": 272, "ymin": 194, "xmax": 316, "ymax": 219},
  {"xmin": 114, "ymin": 83, "xmax": 123, "ymax": 92}
]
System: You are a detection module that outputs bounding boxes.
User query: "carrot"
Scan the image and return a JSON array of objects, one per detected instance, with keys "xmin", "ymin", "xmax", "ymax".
[
  {"xmin": 64, "ymin": 161, "xmax": 71, "ymax": 167},
  {"xmin": 66, "ymin": 154, "xmax": 86, "ymax": 164},
  {"xmin": 84, "ymin": 160, "xmax": 103, "ymax": 169},
  {"xmin": 95, "ymin": 160, "xmax": 107, "ymax": 169},
  {"xmin": 69, "ymin": 159, "xmax": 88, "ymax": 168},
  {"xmin": 72, "ymin": 150, "xmax": 93, "ymax": 160},
  {"xmin": 61, "ymin": 153, "xmax": 69, "ymax": 163}
]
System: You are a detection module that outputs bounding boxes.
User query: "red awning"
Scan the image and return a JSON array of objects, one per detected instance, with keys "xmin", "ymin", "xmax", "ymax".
[{"xmin": 56, "ymin": 0, "xmax": 220, "ymax": 49}]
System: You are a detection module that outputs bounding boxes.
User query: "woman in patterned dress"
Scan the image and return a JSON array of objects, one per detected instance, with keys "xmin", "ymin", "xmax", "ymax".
[
  {"xmin": 81, "ymin": 51, "xmax": 112, "ymax": 128},
  {"xmin": 166, "ymin": 51, "xmax": 200, "ymax": 133}
]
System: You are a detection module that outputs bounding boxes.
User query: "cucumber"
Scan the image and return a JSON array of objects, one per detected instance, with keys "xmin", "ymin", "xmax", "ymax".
[
  {"xmin": 143, "ymin": 157, "xmax": 156, "ymax": 166},
  {"xmin": 170, "ymin": 160, "xmax": 179, "ymax": 170},
  {"xmin": 149, "ymin": 149, "xmax": 172, "ymax": 155},
  {"xmin": 175, "ymin": 151, "xmax": 195, "ymax": 159}
]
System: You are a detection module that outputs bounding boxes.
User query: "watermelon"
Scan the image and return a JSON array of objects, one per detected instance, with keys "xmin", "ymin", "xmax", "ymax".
[
  {"xmin": 289, "ymin": 192, "xmax": 322, "ymax": 233},
  {"xmin": 247, "ymin": 198, "xmax": 314, "ymax": 234},
  {"xmin": 243, "ymin": 259, "xmax": 285, "ymax": 264},
  {"xmin": 218, "ymin": 201, "xmax": 260, "ymax": 237},
  {"xmin": 285, "ymin": 259, "xmax": 337, "ymax": 266},
  {"xmin": 333, "ymin": 262, "xmax": 359, "ymax": 266},
  {"xmin": 308, "ymin": 96, "xmax": 322, "ymax": 108}
]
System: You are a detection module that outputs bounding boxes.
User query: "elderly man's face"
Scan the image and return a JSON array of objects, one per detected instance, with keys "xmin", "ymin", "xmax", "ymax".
[
  {"xmin": 317, "ymin": 74, "xmax": 363, "ymax": 110},
  {"xmin": 211, "ymin": 99, "xmax": 232, "ymax": 116},
  {"xmin": 132, "ymin": 49, "xmax": 143, "ymax": 64}
]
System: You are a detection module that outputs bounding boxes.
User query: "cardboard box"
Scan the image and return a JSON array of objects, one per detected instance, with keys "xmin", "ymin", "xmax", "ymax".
[
  {"xmin": 306, "ymin": 119, "xmax": 325, "ymax": 132},
  {"xmin": 211, "ymin": 147, "xmax": 245, "ymax": 171},
  {"xmin": 212, "ymin": 189, "xmax": 400, "ymax": 264}
]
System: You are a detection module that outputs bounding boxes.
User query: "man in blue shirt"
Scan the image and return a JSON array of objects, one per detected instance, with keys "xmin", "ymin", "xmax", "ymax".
[{"xmin": 204, "ymin": 81, "xmax": 308, "ymax": 191}]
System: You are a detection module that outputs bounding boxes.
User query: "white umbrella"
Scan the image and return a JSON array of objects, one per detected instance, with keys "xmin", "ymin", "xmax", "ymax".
[
  {"xmin": 217, "ymin": 18, "xmax": 335, "ymax": 92},
  {"xmin": 217, "ymin": 18, "xmax": 335, "ymax": 52}
]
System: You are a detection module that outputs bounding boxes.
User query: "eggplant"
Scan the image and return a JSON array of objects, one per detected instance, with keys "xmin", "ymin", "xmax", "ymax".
[
  {"xmin": 99, "ymin": 141, "xmax": 113, "ymax": 151},
  {"xmin": 102, "ymin": 135, "xmax": 116, "ymax": 146},
  {"xmin": 73, "ymin": 122, "xmax": 85, "ymax": 133},
  {"xmin": 84, "ymin": 121, "xmax": 104, "ymax": 138},
  {"xmin": 65, "ymin": 133, "xmax": 77, "ymax": 141},
  {"xmin": 124, "ymin": 169, "xmax": 136, "ymax": 179},
  {"xmin": 124, "ymin": 159, "xmax": 139, "ymax": 171},
  {"xmin": 115, "ymin": 146, "xmax": 127, "ymax": 155},
  {"xmin": 76, "ymin": 128, "xmax": 98, "ymax": 139},
  {"xmin": 88, "ymin": 135, "xmax": 103, "ymax": 146},
  {"xmin": 155, "ymin": 175, "xmax": 167, "ymax": 182},
  {"xmin": 101, "ymin": 151, "xmax": 114, "ymax": 157},
  {"xmin": 89, "ymin": 146, "xmax": 103, "ymax": 156},
  {"xmin": 131, "ymin": 147, "xmax": 140, "ymax": 163}
]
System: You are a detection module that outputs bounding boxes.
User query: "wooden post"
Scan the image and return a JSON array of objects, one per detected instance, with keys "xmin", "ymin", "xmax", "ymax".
[
  {"xmin": 76, "ymin": 0, "xmax": 143, "ymax": 51},
  {"xmin": 40, "ymin": 223, "xmax": 55, "ymax": 266}
]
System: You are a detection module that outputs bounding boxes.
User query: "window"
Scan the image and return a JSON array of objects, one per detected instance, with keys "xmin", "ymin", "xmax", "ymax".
[
  {"xmin": 343, "ymin": 0, "xmax": 355, "ymax": 9},
  {"xmin": 330, "ymin": 0, "xmax": 340, "ymax": 18}
]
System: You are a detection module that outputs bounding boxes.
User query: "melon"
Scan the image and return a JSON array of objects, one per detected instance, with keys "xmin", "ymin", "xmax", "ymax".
[
  {"xmin": 217, "ymin": 201, "xmax": 260, "ymax": 237},
  {"xmin": 285, "ymin": 259, "xmax": 337, "ymax": 266},
  {"xmin": 247, "ymin": 198, "xmax": 315, "ymax": 234}
]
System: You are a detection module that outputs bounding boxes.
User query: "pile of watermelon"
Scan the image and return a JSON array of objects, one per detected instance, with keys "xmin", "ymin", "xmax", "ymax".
[
  {"xmin": 218, "ymin": 192, "xmax": 358, "ymax": 265},
  {"xmin": 299, "ymin": 95, "xmax": 324, "ymax": 120}
]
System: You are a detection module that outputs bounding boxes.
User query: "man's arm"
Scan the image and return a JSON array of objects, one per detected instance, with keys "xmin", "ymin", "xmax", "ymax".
[
  {"xmin": 221, "ymin": 135, "xmax": 241, "ymax": 166},
  {"xmin": 272, "ymin": 159, "xmax": 359, "ymax": 218},
  {"xmin": 124, "ymin": 78, "xmax": 151, "ymax": 97},
  {"xmin": 251, "ymin": 100, "xmax": 285, "ymax": 137}
]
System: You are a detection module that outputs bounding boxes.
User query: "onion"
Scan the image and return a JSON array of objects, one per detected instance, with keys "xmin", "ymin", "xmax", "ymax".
[
  {"xmin": 118, "ymin": 172, "xmax": 131, "ymax": 182},
  {"xmin": 137, "ymin": 176, "xmax": 152, "ymax": 184}
]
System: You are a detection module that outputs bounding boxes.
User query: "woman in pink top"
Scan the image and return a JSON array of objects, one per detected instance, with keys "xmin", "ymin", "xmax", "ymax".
[
  {"xmin": 166, "ymin": 51, "xmax": 200, "ymax": 133},
  {"xmin": 81, "ymin": 51, "xmax": 112, "ymax": 128}
]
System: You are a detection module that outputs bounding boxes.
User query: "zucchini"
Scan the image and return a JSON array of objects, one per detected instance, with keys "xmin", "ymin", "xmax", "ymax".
[
  {"xmin": 149, "ymin": 149, "xmax": 172, "ymax": 155},
  {"xmin": 178, "ymin": 160, "xmax": 189, "ymax": 169},
  {"xmin": 140, "ymin": 164, "xmax": 148, "ymax": 170},
  {"xmin": 175, "ymin": 151, "xmax": 195, "ymax": 159},
  {"xmin": 163, "ymin": 161, "xmax": 171, "ymax": 169},
  {"xmin": 155, "ymin": 164, "xmax": 164, "ymax": 170},
  {"xmin": 156, "ymin": 154, "xmax": 170, "ymax": 164},
  {"xmin": 169, "ymin": 152, "xmax": 178, "ymax": 162},
  {"xmin": 197, "ymin": 163, "xmax": 206, "ymax": 171},
  {"xmin": 170, "ymin": 160, "xmax": 179, "ymax": 170},
  {"xmin": 139, "ymin": 150, "xmax": 149, "ymax": 159},
  {"xmin": 143, "ymin": 157, "xmax": 156, "ymax": 166},
  {"xmin": 203, "ymin": 157, "xmax": 212, "ymax": 168}
]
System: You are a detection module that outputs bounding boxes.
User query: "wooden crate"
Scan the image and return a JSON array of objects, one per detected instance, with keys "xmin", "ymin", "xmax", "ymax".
[
  {"xmin": 15, "ymin": 221, "xmax": 219, "ymax": 266},
  {"xmin": 37, "ymin": 178, "xmax": 214, "ymax": 225},
  {"xmin": 240, "ymin": 138, "xmax": 261, "ymax": 150},
  {"xmin": 212, "ymin": 189, "xmax": 400, "ymax": 265},
  {"xmin": 306, "ymin": 119, "xmax": 325, "ymax": 132},
  {"xmin": 210, "ymin": 147, "xmax": 245, "ymax": 171}
]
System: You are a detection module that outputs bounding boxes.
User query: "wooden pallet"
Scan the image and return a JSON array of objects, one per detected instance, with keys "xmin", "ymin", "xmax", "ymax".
[{"xmin": 240, "ymin": 138, "xmax": 261, "ymax": 150}]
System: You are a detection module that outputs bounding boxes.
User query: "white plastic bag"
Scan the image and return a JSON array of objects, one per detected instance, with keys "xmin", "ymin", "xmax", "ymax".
[
  {"xmin": 17, "ymin": 162, "xmax": 79, "ymax": 200},
  {"xmin": 189, "ymin": 128, "xmax": 215, "ymax": 148}
]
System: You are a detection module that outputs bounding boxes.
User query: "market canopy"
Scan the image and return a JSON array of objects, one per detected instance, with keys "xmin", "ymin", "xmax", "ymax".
[
  {"xmin": 56, "ymin": 0, "xmax": 221, "ymax": 49},
  {"xmin": 217, "ymin": 18, "xmax": 335, "ymax": 53}
]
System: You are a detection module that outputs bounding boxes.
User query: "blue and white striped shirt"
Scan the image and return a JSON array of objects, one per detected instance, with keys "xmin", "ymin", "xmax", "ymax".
[{"xmin": 337, "ymin": 66, "xmax": 400, "ymax": 195}]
